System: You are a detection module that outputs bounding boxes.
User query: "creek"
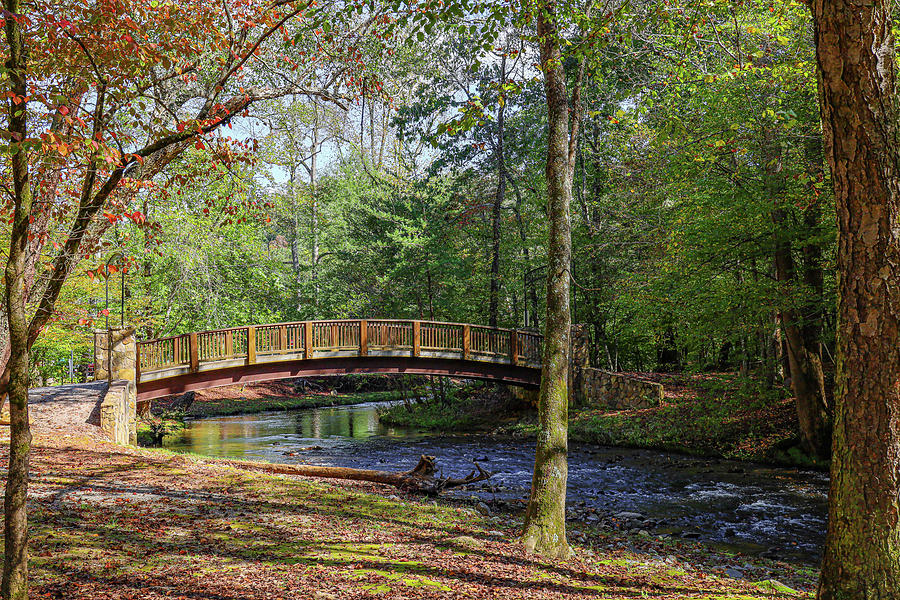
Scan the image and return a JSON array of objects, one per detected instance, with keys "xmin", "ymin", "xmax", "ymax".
[{"xmin": 163, "ymin": 400, "xmax": 827, "ymax": 563}]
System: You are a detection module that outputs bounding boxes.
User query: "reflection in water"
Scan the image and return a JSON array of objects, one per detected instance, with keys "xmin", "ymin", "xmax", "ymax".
[
  {"xmin": 167, "ymin": 401, "xmax": 420, "ymax": 460},
  {"xmin": 164, "ymin": 400, "xmax": 828, "ymax": 562}
]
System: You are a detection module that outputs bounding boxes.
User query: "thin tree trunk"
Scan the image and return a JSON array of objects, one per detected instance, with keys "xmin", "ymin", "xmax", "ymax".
[
  {"xmin": 772, "ymin": 207, "xmax": 831, "ymax": 459},
  {"xmin": 522, "ymin": 2, "xmax": 575, "ymax": 560},
  {"xmin": 310, "ymin": 123, "xmax": 320, "ymax": 311},
  {"xmin": 811, "ymin": 0, "xmax": 900, "ymax": 595},
  {"xmin": 507, "ymin": 174, "xmax": 539, "ymax": 329},
  {"xmin": 488, "ymin": 54, "xmax": 507, "ymax": 328},
  {"xmin": 3, "ymin": 2, "xmax": 34, "ymax": 596},
  {"xmin": 766, "ymin": 127, "xmax": 831, "ymax": 459}
]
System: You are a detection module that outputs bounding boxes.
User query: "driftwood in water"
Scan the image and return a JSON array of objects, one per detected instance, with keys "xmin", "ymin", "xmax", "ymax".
[{"xmin": 217, "ymin": 454, "xmax": 491, "ymax": 495}]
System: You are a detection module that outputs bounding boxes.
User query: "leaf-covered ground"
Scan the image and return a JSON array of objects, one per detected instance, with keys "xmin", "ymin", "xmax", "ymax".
[{"xmin": 3, "ymin": 433, "xmax": 816, "ymax": 599}]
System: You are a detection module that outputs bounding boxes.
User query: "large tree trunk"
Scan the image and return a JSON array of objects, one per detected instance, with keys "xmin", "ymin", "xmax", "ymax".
[
  {"xmin": 522, "ymin": 3, "xmax": 574, "ymax": 560},
  {"xmin": 2, "ymin": 1, "xmax": 34, "ymax": 597},
  {"xmin": 811, "ymin": 0, "xmax": 900, "ymax": 596}
]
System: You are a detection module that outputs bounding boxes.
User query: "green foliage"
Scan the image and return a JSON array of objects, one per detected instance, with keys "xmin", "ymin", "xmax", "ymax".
[
  {"xmin": 52, "ymin": 0, "xmax": 838, "ymax": 388},
  {"xmin": 138, "ymin": 410, "xmax": 186, "ymax": 447},
  {"xmin": 123, "ymin": 158, "xmax": 295, "ymax": 337}
]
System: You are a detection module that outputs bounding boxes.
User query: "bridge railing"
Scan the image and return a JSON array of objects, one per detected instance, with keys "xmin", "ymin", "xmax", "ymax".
[{"xmin": 137, "ymin": 319, "xmax": 543, "ymax": 382}]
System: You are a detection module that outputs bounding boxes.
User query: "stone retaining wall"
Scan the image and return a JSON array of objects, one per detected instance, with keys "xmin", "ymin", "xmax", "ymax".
[
  {"xmin": 94, "ymin": 328, "xmax": 137, "ymax": 382},
  {"xmin": 578, "ymin": 368, "xmax": 663, "ymax": 410},
  {"xmin": 100, "ymin": 380, "xmax": 137, "ymax": 445}
]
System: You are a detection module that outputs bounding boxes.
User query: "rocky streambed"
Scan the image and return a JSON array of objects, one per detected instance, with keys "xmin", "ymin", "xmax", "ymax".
[{"xmin": 163, "ymin": 400, "xmax": 828, "ymax": 563}]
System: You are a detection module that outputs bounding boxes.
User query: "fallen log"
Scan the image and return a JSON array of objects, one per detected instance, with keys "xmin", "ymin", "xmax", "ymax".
[{"xmin": 215, "ymin": 454, "xmax": 491, "ymax": 495}]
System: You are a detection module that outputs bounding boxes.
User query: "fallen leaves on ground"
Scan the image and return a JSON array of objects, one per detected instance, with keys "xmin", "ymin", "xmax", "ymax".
[{"xmin": 2, "ymin": 434, "xmax": 813, "ymax": 599}]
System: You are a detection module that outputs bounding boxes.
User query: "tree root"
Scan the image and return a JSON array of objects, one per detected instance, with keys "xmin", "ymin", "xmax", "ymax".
[{"xmin": 216, "ymin": 454, "xmax": 492, "ymax": 495}]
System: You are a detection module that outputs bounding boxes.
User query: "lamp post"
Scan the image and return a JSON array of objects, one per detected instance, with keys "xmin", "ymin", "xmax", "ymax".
[{"xmin": 103, "ymin": 252, "xmax": 127, "ymax": 381}]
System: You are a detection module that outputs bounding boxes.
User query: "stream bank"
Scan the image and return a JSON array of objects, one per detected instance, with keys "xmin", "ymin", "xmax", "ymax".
[{"xmin": 380, "ymin": 373, "xmax": 826, "ymax": 468}]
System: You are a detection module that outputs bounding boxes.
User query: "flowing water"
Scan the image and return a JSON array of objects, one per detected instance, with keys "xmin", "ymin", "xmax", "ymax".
[{"xmin": 163, "ymin": 400, "xmax": 827, "ymax": 563}]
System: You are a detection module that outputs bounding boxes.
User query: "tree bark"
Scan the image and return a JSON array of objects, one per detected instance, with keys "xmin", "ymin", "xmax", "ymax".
[
  {"xmin": 2, "ymin": 2, "xmax": 34, "ymax": 597},
  {"xmin": 810, "ymin": 0, "xmax": 900, "ymax": 595},
  {"xmin": 522, "ymin": 2, "xmax": 574, "ymax": 560}
]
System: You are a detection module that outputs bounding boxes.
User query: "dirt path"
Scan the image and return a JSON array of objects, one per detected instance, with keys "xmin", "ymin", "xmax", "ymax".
[{"xmin": 27, "ymin": 381, "xmax": 109, "ymax": 440}]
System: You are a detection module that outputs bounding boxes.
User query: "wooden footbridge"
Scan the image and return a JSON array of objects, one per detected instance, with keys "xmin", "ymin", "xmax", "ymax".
[{"xmin": 133, "ymin": 319, "xmax": 544, "ymax": 402}]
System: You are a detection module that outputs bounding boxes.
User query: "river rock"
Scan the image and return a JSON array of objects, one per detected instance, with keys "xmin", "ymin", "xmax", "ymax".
[
  {"xmin": 448, "ymin": 535, "xmax": 481, "ymax": 549},
  {"xmin": 615, "ymin": 511, "xmax": 644, "ymax": 520},
  {"xmin": 476, "ymin": 502, "xmax": 492, "ymax": 516},
  {"xmin": 723, "ymin": 567, "xmax": 744, "ymax": 579}
]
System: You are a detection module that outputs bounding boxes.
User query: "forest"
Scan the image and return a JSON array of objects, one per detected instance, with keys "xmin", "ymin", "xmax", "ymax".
[{"xmin": 0, "ymin": 0, "xmax": 898, "ymax": 598}]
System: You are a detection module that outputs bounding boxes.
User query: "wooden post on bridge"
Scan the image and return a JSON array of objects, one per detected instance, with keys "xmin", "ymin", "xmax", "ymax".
[
  {"xmin": 412, "ymin": 321, "xmax": 421, "ymax": 357},
  {"xmin": 189, "ymin": 332, "xmax": 199, "ymax": 373},
  {"xmin": 278, "ymin": 325, "xmax": 288, "ymax": 353},
  {"xmin": 246, "ymin": 326, "xmax": 256, "ymax": 365},
  {"xmin": 359, "ymin": 320, "xmax": 368, "ymax": 357},
  {"xmin": 510, "ymin": 330, "xmax": 519, "ymax": 365},
  {"xmin": 225, "ymin": 330, "xmax": 234, "ymax": 358},
  {"xmin": 463, "ymin": 325, "xmax": 471, "ymax": 360},
  {"xmin": 304, "ymin": 322, "xmax": 313, "ymax": 359}
]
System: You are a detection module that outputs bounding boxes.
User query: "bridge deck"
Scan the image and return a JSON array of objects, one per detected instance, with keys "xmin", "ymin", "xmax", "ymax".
[{"xmin": 136, "ymin": 319, "xmax": 543, "ymax": 401}]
